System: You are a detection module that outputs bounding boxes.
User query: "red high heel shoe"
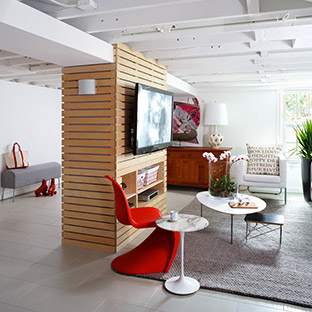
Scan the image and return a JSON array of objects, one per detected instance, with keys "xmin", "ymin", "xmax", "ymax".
[
  {"xmin": 35, "ymin": 179, "xmax": 48, "ymax": 197},
  {"xmin": 47, "ymin": 178, "xmax": 57, "ymax": 196}
]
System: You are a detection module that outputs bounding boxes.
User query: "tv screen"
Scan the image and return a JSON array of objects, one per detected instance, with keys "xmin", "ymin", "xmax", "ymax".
[{"xmin": 132, "ymin": 83, "xmax": 174, "ymax": 155}]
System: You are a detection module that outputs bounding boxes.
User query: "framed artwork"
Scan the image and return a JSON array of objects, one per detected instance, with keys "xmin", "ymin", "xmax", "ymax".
[{"xmin": 172, "ymin": 98, "xmax": 203, "ymax": 147}]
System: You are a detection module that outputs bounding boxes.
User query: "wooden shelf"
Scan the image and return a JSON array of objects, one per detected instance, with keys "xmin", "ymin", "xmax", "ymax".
[
  {"xmin": 138, "ymin": 179, "xmax": 163, "ymax": 194},
  {"xmin": 125, "ymin": 192, "xmax": 136, "ymax": 200}
]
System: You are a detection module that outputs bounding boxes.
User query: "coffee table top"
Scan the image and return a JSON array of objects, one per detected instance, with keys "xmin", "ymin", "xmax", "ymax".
[
  {"xmin": 156, "ymin": 214, "xmax": 208, "ymax": 232},
  {"xmin": 196, "ymin": 191, "xmax": 266, "ymax": 215}
]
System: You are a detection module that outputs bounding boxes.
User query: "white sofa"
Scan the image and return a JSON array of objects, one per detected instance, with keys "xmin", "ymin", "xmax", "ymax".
[{"xmin": 236, "ymin": 154, "xmax": 287, "ymax": 204}]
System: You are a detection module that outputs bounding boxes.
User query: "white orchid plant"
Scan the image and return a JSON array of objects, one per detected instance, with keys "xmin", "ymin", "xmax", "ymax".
[
  {"xmin": 202, "ymin": 151, "xmax": 248, "ymax": 197},
  {"xmin": 202, "ymin": 151, "xmax": 249, "ymax": 165}
]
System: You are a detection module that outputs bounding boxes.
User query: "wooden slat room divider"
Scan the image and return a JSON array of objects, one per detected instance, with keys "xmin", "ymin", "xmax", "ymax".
[{"xmin": 62, "ymin": 43, "xmax": 168, "ymax": 252}]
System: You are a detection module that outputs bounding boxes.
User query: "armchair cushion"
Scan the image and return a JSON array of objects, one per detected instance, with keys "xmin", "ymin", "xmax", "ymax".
[
  {"xmin": 243, "ymin": 174, "xmax": 281, "ymax": 184},
  {"xmin": 246, "ymin": 144, "xmax": 283, "ymax": 176}
]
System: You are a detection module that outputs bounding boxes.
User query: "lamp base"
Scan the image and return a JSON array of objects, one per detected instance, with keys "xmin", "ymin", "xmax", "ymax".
[{"xmin": 208, "ymin": 132, "xmax": 223, "ymax": 148}]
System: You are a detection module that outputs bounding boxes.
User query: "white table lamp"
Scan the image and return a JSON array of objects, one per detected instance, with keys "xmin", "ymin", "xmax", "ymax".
[{"xmin": 204, "ymin": 102, "xmax": 228, "ymax": 148}]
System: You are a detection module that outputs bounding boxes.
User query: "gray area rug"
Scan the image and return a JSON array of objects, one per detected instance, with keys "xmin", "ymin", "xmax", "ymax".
[{"xmin": 137, "ymin": 197, "xmax": 312, "ymax": 308}]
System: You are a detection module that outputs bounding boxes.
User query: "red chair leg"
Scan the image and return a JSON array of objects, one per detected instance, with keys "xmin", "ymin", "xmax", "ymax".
[{"xmin": 112, "ymin": 228, "xmax": 180, "ymax": 274}]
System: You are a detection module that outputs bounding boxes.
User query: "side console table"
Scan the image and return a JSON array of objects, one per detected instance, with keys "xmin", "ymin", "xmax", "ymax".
[{"xmin": 167, "ymin": 146, "xmax": 232, "ymax": 188}]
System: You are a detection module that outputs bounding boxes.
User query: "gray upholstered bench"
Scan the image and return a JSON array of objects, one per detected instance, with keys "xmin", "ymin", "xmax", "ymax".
[{"xmin": 1, "ymin": 162, "xmax": 61, "ymax": 202}]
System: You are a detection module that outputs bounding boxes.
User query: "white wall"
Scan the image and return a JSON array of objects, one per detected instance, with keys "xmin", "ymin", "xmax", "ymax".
[
  {"xmin": 199, "ymin": 89, "xmax": 302, "ymax": 193},
  {"xmin": 0, "ymin": 80, "xmax": 61, "ymax": 197}
]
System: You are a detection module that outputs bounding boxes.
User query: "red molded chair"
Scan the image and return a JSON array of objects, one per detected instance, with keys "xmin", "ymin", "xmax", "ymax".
[{"xmin": 105, "ymin": 175, "xmax": 180, "ymax": 274}]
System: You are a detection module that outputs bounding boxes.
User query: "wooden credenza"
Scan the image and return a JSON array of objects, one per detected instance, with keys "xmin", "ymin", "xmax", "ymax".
[{"xmin": 167, "ymin": 147, "xmax": 232, "ymax": 188}]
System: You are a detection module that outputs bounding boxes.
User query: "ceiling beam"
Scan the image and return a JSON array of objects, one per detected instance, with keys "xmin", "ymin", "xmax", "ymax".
[
  {"xmin": 128, "ymin": 32, "xmax": 255, "ymax": 52},
  {"xmin": 0, "ymin": 0, "xmax": 113, "ymax": 66},
  {"xmin": 0, "ymin": 50, "xmax": 21, "ymax": 60},
  {"xmin": 64, "ymin": 0, "xmax": 247, "ymax": 33},
  {"xmin": 246, "ymin": 0, "xmax": 260, "ymax": 14},
  {"xmin": 167, "ymin": 73, "xmax": 198, "ymax": 97}
]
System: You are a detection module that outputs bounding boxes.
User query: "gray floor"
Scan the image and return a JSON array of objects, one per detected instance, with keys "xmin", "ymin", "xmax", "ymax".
[{"xmin": 0, "ymin": 187, "xmax": 310, "ymax": 312}]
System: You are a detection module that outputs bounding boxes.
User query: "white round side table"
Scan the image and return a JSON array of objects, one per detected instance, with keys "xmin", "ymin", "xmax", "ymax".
[{"xmin": 156, "ymin": 214, "xmax": 208, "ymax": 295}]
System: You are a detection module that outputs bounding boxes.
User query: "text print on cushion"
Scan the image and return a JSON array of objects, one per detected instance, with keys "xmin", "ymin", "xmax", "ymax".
[
  {"xmin": 4, "ymin": 142, "xmax": 29, "ymax": 169},
  {"xmin": 246, "ymin": 144, "xmax": 282, "ymax": 176}
]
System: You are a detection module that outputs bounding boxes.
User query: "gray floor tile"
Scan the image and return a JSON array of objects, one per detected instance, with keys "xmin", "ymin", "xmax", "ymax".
[
  {"xmin": 145, "ymin": 287, "xmax": 239, "ymax": 312},
  {"xmin": 76, "ymin": 273, "xmax": 161, "ymax": 307},
  {"xmin": 0, "ymin": 276, "xmax": 37, "ymax": 305},
  {"xmin": 95, "ymin": 300, "xmax": 160, "ymax": 312},
  {"xmin": 0, "ymin": 302, "xmax": 37, "ymax": 312},
  {"xmin": 0, "ymin": 255, "xmax": 33, "ymax": 278},
  {"xmin": 13, "ymin": 284, "xmax": 106, "ymax": 312},
  {"xmin": 0, "ymin": 241, "xmax": 29, "ymax": 258}
]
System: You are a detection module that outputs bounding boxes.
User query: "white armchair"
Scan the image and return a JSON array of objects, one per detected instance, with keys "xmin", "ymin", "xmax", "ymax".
[{"xmin": 236, "ymin": 154, "xmax": 287, "ymax": 204}]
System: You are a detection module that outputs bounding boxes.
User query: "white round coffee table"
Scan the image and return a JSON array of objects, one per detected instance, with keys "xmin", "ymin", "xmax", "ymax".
[
  {"xmin": 196, "ymin": 191, "xmax": 266, "ymax": 244},
  {"xmin": 156, "ymin": 214, "xmax": 208, "ymax": 295}
]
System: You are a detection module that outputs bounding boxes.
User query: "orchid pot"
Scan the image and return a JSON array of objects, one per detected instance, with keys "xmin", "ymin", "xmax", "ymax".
[{"xmin": 203, "ymin": 151, "xmax": 248, "ymax": 199}]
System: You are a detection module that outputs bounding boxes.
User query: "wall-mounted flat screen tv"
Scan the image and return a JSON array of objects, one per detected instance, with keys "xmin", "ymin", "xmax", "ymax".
[{"xmin": 132, "ymin": 83, "xmax": 174, "ymax": 155}]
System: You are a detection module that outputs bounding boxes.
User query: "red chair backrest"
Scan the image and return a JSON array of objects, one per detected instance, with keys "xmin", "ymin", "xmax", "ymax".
[{"xmin": 105, "ymin": 175, "xmax": 134, "ymax": 225}]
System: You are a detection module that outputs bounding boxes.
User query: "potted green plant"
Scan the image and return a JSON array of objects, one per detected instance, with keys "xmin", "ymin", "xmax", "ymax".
[
  {"xmin": 291, "ymin": 119, "xmax": 312, "ymax": 201},
  {"xmin": 209, "ymin": 174, "xmax": 237, "ymax": 198},
  {"xmin": 203, "ymin": 151, "xmax": 248, "ymax": 199}
]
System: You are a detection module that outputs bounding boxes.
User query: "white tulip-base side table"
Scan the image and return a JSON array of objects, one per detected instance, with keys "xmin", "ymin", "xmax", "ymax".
[{"xmin": 156, "ymin": 214, "xmax": 208, "ymax": 295}]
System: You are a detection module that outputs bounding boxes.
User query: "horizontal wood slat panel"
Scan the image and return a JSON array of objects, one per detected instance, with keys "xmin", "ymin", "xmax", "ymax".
[
  {"xmin": 62, "ymin": 139, "xmax": 115, "ymax": 148},
  {"xmin": 63, "ymin": 117, "xmax": 115, "ymax": 124},
  {"xmin": 62, "ymin": 232, "xmax": 114, "ymax": 246},
  {"xmin": 63, "ymin": 217, "xmax": 115, "ymax": 230},
  {"xmin": 116, "ymin": 44, "xmax": 166, "ymax": 74},
  {"xmin": 63, "ymin": 182, "xmax": 112, "ymax": 193},
  {"xmin": 62, "ymin": 110, "xmax": 114, "ymax": 118},
  {"xmin": 62, "ymin": 153, "xmax": 114, "ymax": 162},
  {"xmin": 62, "ymin": 78, "xmax": 115, "ymax": 89},
  {"xmin": 63, "ymin": 211, "xmax": 115, "ymax": 223},
  {"xmin": 62, "ymin": 161, "xmax": 115, "ymax": 170},
  {"xmin": 117, "ymin": 85, "xmax": 135, "ymax": 96},
  {"xmin": 63, "ymin": 71, "xmax": 116, "ymax": 81},
  {"xmin": 63, "ymin": 196, "xmax": 114, "ymax": 208},
  {"xmin": 116, "ymin": 71, "xmax": 166, "ymax": 89},
  {"xmin": 63, "ymin": 203, "xmax": 115, "ymax": 216},
  {"xmin": 62, "ymin": 133, "xmax": 114, "ymax": 140},
  {"xmin": 62, "ymin": 168, "xmax": 114, "ymax": 177},
  {"xmin": 62, "ymin": 64, "xmax": 115, "ymax": 74},
  {"xmin": 62, "ymin": 175, "xmax": 111, "ymax": 185},
  {"xmin": 63, "ymin": 189, "xmax": 114, "ymax": 200},
  {"xmin": 62, "ymin": 43, "xmax": 167, "ymax": 252},
  {"xmin": 63, "ymin": 225, "xmax": 114, "ymax": 238},
  {"xmin": 62, "ymin": 146, "xmax": 114, "ymax": 155},
  {"xmin": 62, "ymin": 102, "xmax": 115, "ymax": 110},
  {"xmin": 62, "ymin": 125, "xmax": 113, "ymax": 132},
  {"xmin": 62, "ymin": 239, "xmax": 115, "ymax": 253},
  {"xmin": 63, "ymin": 94, "xmax": 115, "ymax": 102}
]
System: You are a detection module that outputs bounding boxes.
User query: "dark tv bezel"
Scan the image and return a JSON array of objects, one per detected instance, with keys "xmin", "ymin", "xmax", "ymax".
[{"xmin": 132, "ymin": 83, "xmax": 174, "ymax": 156}]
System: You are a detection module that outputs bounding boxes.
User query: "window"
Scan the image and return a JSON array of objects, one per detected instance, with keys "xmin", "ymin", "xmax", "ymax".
[{"xmin": 282, "ymin": 91, "xmax": 312, "ymax": 161}]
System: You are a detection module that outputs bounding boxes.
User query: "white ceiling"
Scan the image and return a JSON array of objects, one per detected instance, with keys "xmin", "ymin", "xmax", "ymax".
[{"xmin": 2, "ymin": 0, "xmax": 312, "ymax": 93}]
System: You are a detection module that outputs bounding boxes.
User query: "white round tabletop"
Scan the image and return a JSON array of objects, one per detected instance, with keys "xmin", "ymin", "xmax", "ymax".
[
  {"xmin": 156, "ymin": 214, "xmax": 208, "ymax": 232},
  {"xmin": 196, "ymin": 191, "xmax": 266, "ymax": 215}
]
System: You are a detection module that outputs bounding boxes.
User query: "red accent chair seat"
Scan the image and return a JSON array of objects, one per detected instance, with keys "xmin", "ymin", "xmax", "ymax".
[{"xmin": 106, "ymin": 175, "xmax": 180, "ymax": 274}]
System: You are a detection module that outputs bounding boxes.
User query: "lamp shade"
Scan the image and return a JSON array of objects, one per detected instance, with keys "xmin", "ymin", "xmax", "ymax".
[{"xmin": 204, "ymin": 102, "xmax": 228, "ymax": 126}]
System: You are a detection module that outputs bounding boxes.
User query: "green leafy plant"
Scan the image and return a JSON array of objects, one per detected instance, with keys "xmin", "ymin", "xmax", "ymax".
[
  {"xmin": 290, "ymin": 119, "xmax": 312, "ymax": 159},
  {"xmin": 209, "ymin": 174, "xmax": 237, "ymax": 198}
]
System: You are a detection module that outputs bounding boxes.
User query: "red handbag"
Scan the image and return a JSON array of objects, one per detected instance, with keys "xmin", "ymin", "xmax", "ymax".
[{"xmin": 4, "ymin": 142, "xmax": 29, "ymax": 169}]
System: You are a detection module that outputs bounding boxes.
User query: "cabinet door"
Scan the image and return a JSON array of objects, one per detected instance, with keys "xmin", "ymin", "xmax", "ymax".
[{"xmin": 167, "ymin": 150, "xmax": 201, "ymax": 186}]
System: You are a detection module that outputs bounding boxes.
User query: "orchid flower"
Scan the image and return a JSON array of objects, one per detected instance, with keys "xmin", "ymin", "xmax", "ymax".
[
  {"xmin": 219, "ymin": 151, "xmax": 231, "ymax": 160},
  {"xmin": 202, "ymin": 152, "xmax": 218, "ymax": 162}
]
